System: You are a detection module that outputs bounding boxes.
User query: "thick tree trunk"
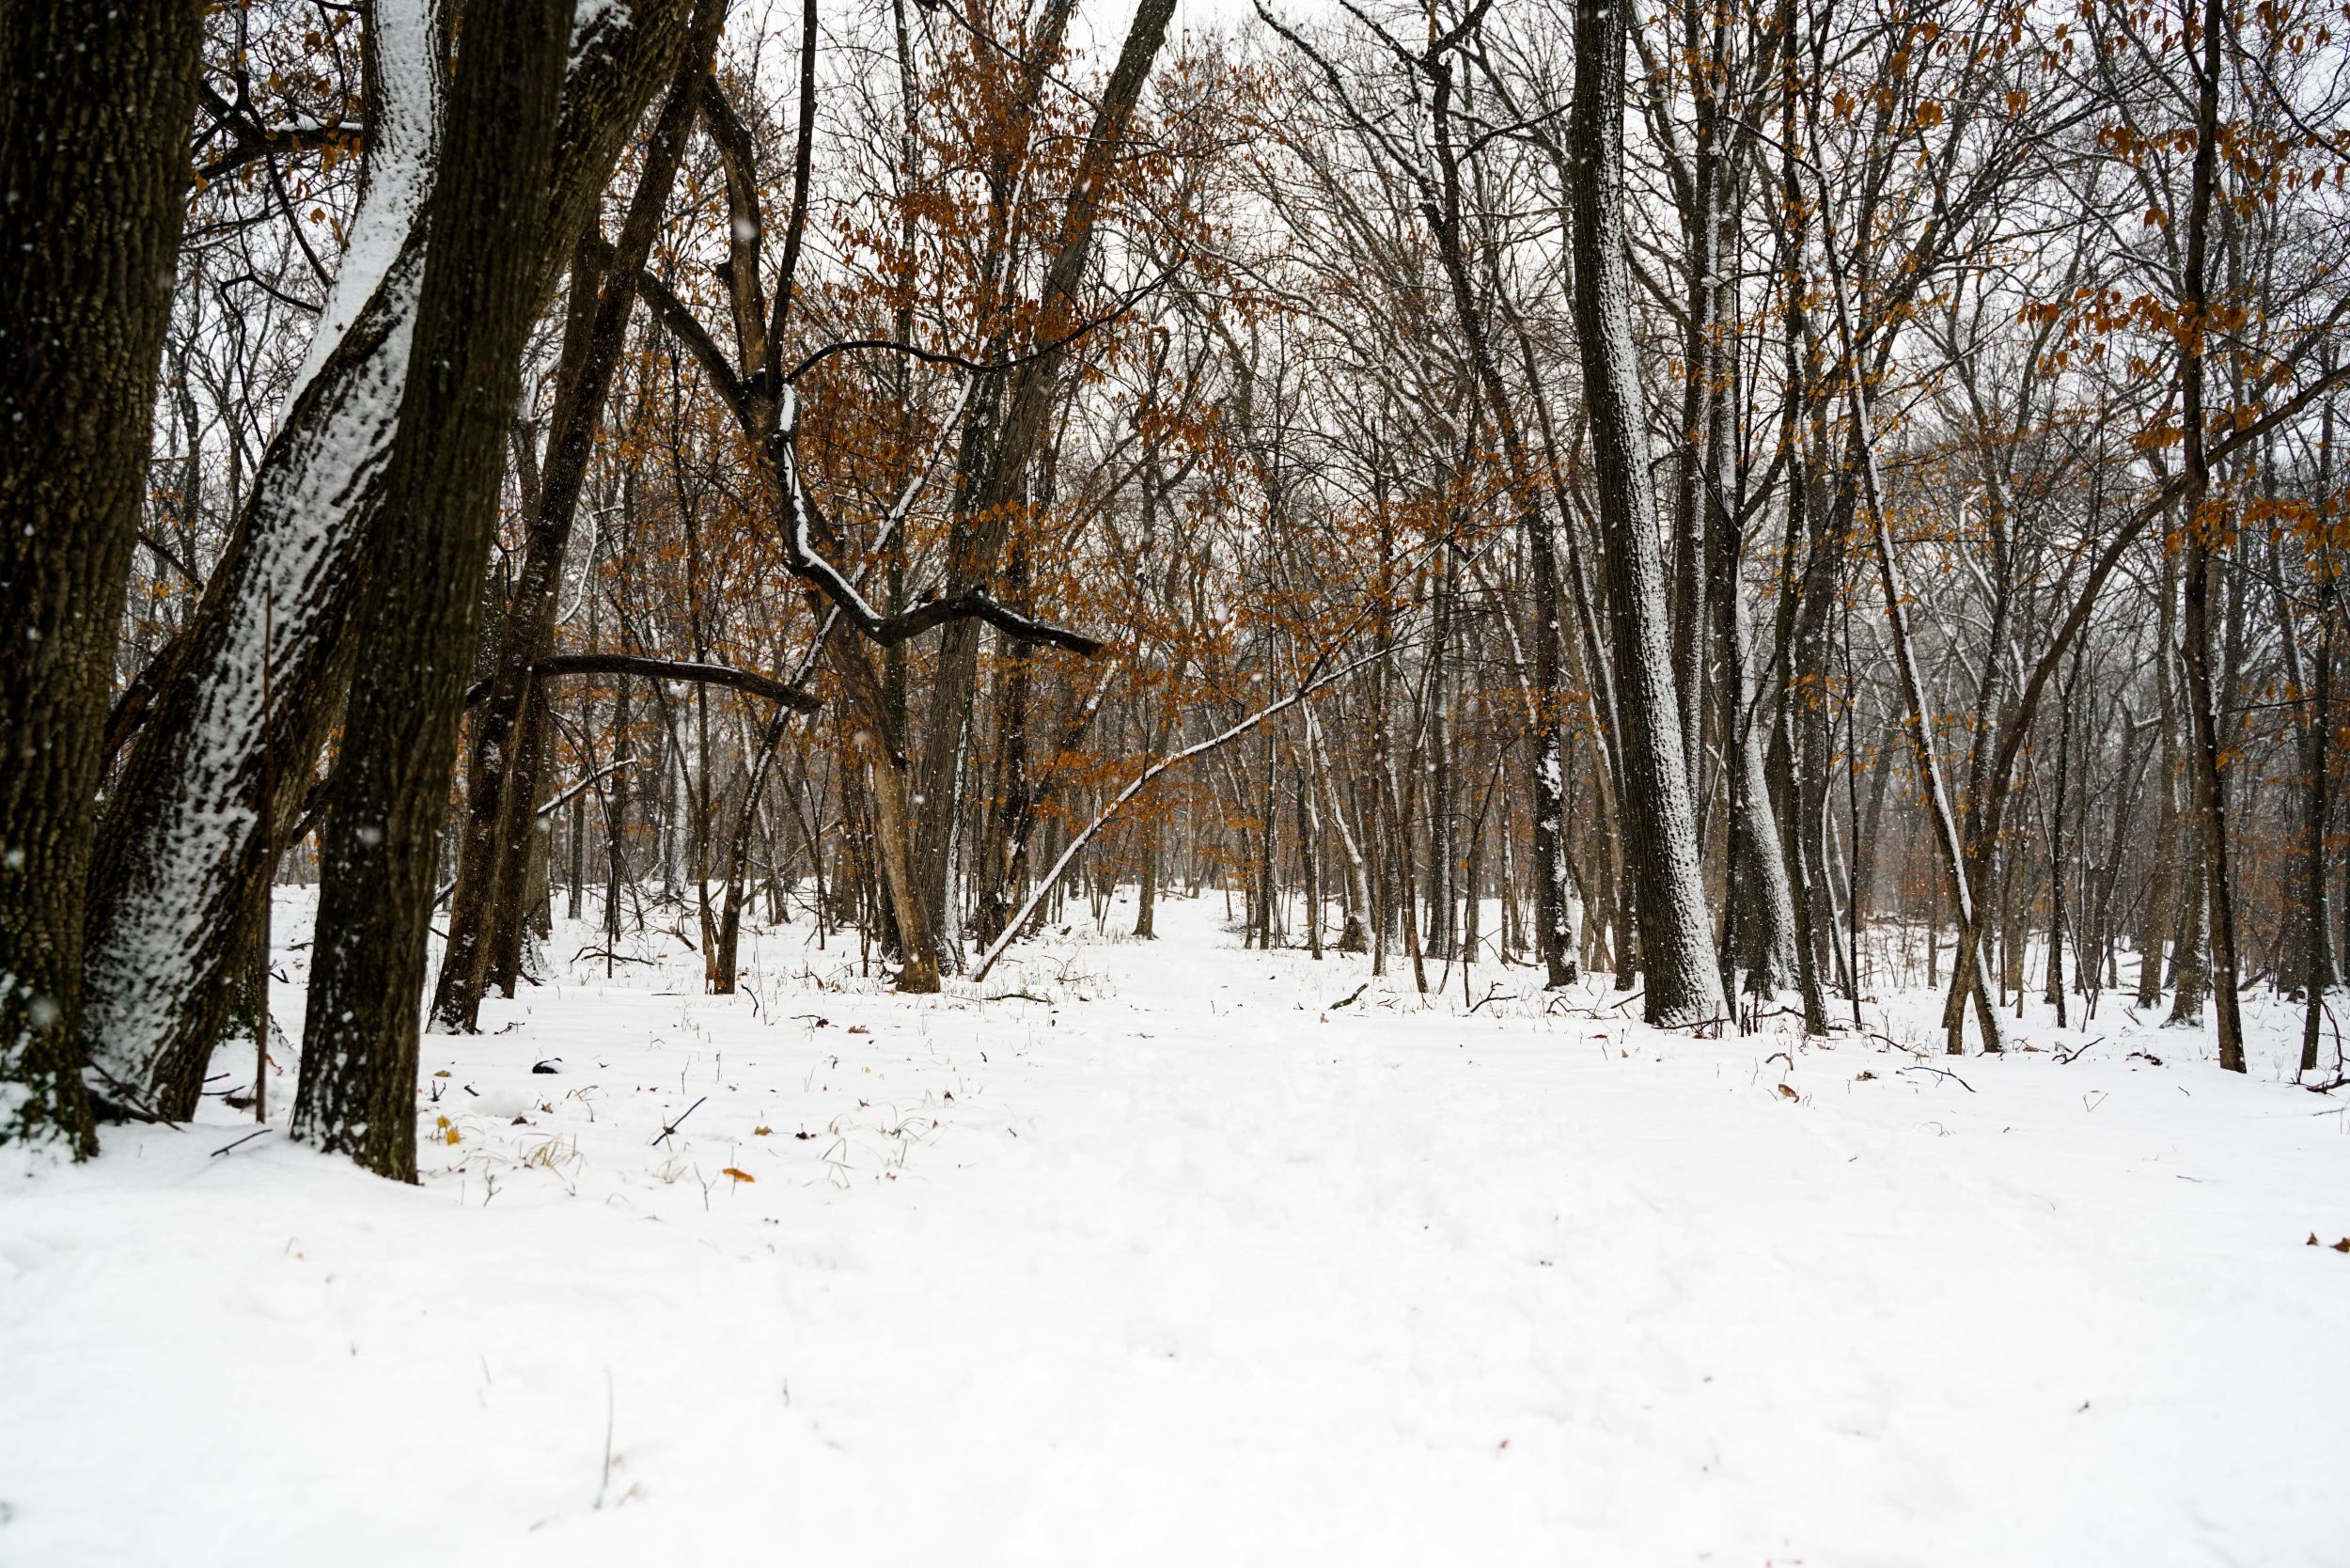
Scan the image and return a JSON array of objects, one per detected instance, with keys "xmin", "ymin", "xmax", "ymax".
[
  {"xmin": 294, "ymin": 0, "xmax": 578, "ymax": 1180},
  {"xmin": 1567, "ymin": 0, "xmax": 1722, "ymax": 1027},
  {"xmin": 0, "ymin": 0, "xmax": 200, "ymax": 1152}
]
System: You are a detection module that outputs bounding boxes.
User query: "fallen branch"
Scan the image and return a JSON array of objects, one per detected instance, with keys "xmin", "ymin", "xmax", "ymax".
[
  {"xmin": 2054, "ymin": 1035, "xmax": 2104, "ymax": 1065},
  {"xmin": 970, "ymin": 643, "xmax": 1386, "ymax": 984},
  {"xmin": 571, "ymin": 945, "xmax": 654, "ymax": 966}
]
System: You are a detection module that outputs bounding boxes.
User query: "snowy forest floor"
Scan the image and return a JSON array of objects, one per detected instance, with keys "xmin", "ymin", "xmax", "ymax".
[{"xmin": 5, "ymin": 888, "xmax": 2348, "ymax": 1567}]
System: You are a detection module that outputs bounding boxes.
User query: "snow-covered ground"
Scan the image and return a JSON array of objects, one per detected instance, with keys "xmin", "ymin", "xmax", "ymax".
[{"xmin": 5, "ymin": 888, "xmax": 2346, "ymax": 1566}]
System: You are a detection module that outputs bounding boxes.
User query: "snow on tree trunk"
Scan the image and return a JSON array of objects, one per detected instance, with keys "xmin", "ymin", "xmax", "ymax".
[
  {"xmin": 294, "ymin": 0, "xmax": 579, "ymax": 1180},
  {"xmin": 1566, "ymin": 0, "xmax": 1724, "ymax": 1029},
  {"xmin": 81, "ymin": 0, "xmax": 692, "ymax": 1111},
  {"xmin": 79, "ymin": 0, "xmax": 442, "ymax": 1117}
]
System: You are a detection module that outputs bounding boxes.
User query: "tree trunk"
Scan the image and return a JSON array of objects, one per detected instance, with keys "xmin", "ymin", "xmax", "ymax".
[
  {"xmin": 295, "ymin": 0, "xmax": 578, "ymax": 1180},
  {"xmin": 2304, "ymin": 576, "xmax": 2335, "ymax": 1073},
  {"xmin": 1303, "ymin": 707, "xmax": 1371, "ymax": 954},
  {"xmin": 2174, "ymin": 0, "xmax": 2246, "ymax": 1071},
  {"xmin": 0, "ymin": 0, "xmax": 199, "ymax": 1152},
  {"xmin": 1705, "ymin": 323, "xmax": 1802, "ymax": 1000},
  {"xmin": 2138, "ymin": 554, "xmax": 2181, "ymax": 1006},
  {"xmin": 1567, "ymin": 0, "xmax": 1722, "ymax": 1027},
  {"xmin": 485, "ymin": 683, "xmax": 556, "ymax": 996},
  {"xmin": 2302, "ymin": 398, "xmax": 2338, "ymax": 1071}
]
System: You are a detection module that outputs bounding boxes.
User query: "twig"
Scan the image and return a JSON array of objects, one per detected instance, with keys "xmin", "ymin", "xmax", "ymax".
[
  {"xmin": 651, "ymin": 1095, "xmax": 707, "ymax": 1147},
  {"xmin": 210, "ymin": 1126, "xmax": 273, "ymax": 1157},
  {"xmin": 1329, "ymin": 982, "xmax": 1370, "ymax": 1010},
  {"xmin": 1898, "ymin": 1063, "xmax": 1976, "ymax": 1093},
  {"xmin": 573, "ymin": 945, "xmax": 653, "ymax": 966}
]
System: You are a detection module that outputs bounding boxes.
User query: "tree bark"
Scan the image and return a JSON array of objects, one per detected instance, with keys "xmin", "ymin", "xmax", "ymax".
[
  {"xmin": 2174, "ymin": 0, "xmax": 2246, "ymax": 1071},
  {"xmin": 0, "ymin": 0, "xmax": 200, "ymax": 1152},
  {"xmin": 1567, "ymin": 0, "xmax": 1723, "ymax": 1027},
  {"xmin": 2138, "ymin": 554, "xmax": 2181, "ymax": 1006},
  {"xmin": 294, "ymin": 0, "xmax": 578, "ymax": 1180}
]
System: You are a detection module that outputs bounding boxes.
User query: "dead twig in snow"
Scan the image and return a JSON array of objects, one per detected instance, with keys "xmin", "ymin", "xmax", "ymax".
[{"xmin": 651, "ymin": 1095, "xmax": 707, "ymax": 1147}]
